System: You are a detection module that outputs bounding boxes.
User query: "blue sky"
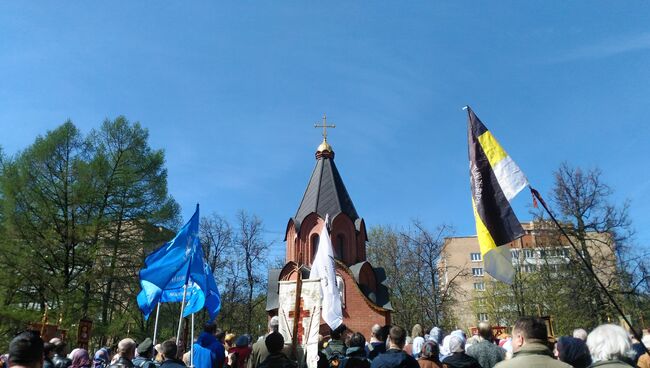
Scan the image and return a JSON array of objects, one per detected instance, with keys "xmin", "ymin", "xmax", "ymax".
[{"xmin": 2, "ymin": 2, "xmax": 650, "ymax": 261}]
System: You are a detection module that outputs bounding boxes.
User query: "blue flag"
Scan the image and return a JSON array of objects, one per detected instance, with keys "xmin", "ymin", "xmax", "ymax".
[{"xmin": 137, "ymin": 204, "xmax": 221, "ymax": 321}]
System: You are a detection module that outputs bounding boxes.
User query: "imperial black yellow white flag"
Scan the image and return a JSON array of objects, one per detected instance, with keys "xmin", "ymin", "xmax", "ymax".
[{"xmin": 467, "ymin": 107, "xmax": 527, "ymax": 284}]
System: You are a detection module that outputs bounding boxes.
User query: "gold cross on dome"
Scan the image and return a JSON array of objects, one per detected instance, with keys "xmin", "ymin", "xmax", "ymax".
[{"xmin": 314, "ymin": 113, "xmax": 336, "ymax": 140}]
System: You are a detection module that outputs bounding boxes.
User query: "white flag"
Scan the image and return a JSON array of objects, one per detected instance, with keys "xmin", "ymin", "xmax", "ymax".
[{"xmin": 309, "ymin": 214, "xmax": 343, "ymax": 330}]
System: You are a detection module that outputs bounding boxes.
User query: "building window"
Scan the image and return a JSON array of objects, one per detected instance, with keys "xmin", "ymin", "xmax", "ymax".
[
  {"xmin": 335, "ymin": 234, "xmax": 345, "ymax": 261},
  {"xmin": 471, "ymin": 252, "xmax": 482, "ymax": 261},
  {"xmin": 311, "ymin": 234, "xmax": 320, "ymax": 263},
  {"xmin": 524, "ymin": 249, "xmax": 535, "ymax": 259},
  {"xmin": 476, "ymin": 297, "xmax": 486, "ymax": 306},
  {"xmin": 472, "ymin": 268, "xmax": 483, "ymax": 277},
  {"xmin": 473, "ymin": 282, "xmax": 485, "ymax": 291},
  {"xmin": 511, "ymin": 249, "xmax": 520, "ymax": 260},
  {"xmin": 477, "ymin": 313, "xmax": 489, "ymax": 321},
  {"xmin": 523, "ymin": 264, "xmax": 537, "ymax": 273}
]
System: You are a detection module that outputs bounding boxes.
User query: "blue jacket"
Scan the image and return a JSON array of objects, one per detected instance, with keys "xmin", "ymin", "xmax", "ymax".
[
  {"xmin": 370, "ymin": 349, "xmax": 419, "ymax": 368},
  {"xmin": 196, "ymin": 332, "xmax": 225, "ymax": 368}
]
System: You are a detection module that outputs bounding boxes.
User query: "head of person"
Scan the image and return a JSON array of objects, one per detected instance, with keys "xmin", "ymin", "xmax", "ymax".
[
  {"xmin": 235, "ymin": 335, "xmax": 249, "ymax": 348},
  {"xmin": 389, "ymin": 326, "xmax": 407, "ymax": 349},
  {"xmin": 478, "ymin": 322, "xmax": 493, "ymax": 341},
  {"xmin": 265, "ymin": 332, "xmax": 284, "ymax": 354},
  {"xmin": 43, "ymin": 343, "xmax": 55, "ymax": 360},
  {"xmin": 420, "ymin": 341, "xmax": 440, "ymax": 362},
  {"xmin": 448, "ymin": 335, "xmax": 465, "ymax": 354},
  {"xmin": 136, "ymin": 338, "xmax": 153, "ymax": 359},
  {"xmin": 348, "ymin": 332, "xmax": 366, "ymax": 349},
  {"xmin": 161, "ymin": 340, "xmax": 178, "ymax": 360},
  {"xmin": 556, "ymin": 336, "xmax": 591, "ymax": 368},
  {"xmin": 224, "ymin": 333, "xmax": 236, "ymax": 347},
  {"xmin": 215, "ymin": 329, "xmax": 225, "ymax": 342},
  {"xmin": 586, "ymin": 324, "xmax": 635, "ymax": 363},
  {"xmin": 70, "ymin": 349, "xmax": 90, "ymax": 368},
  {"xmin": 50, "ymin": 339, "xmax": 66, "ymax": 356},
  {"xmin": 371, "ymin": 324, "xmax": 382, "ymax": 342},
  {"xmin": 268, "ymin": 316, "xmax": 279, "ymax": 334},
  {"xmin": 117, "ymin": 338, "xmax": 136, "ymax": 360},
  {"xmin": 204, "ymin": 322, "xmax": 217, "ymax": 335},
  {"xmin": 330, "ymin": 324, "xmax": 347, "ymax": 341},
  {"xmin": 93, "ymin": 348, "xmax": 110, "ymax": 368},
  {"xmin": 511, "ymin": 317, "xmax": 548, "ymax": 353},
  {"xmin": 572, "ymin": 328, "xmax": 588, "ymax": 341},
  {"xmin": 8, "ymin": 331, "xmax": 44, "ymax": 368},
  {"xmin": 429, "ymin": 327, "xmax": 443, "ymax": 345},
  {"xmin": 440, "ymin": 336, "xmax": 452, "ymax": 357},
  {"xmin": 412, "ymin": 324, "xmax": 423, "ymax": 338}
]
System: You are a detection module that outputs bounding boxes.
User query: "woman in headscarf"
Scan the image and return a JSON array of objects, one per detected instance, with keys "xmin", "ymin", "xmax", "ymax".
[
  {"xmin": 418, "ymin": 341, "xmax": 442, "ymax": 368},
  {"xmin": 555, "ymin": 336, "xmax": 591, "ymax": 368},
  {"xmin": 412, "ymin": 324, "xmax": 425, "ymax": 359},
  {"xmin": 70, "ymin": 349, "xmax": 91, "ymax": 368},
  {"xmin": 93, "ymin": 348, "xmax": 110, "ymax": 368},
  {"xmin": 441, "ymin": 335, "xmax": 481, "ymax": 368}
]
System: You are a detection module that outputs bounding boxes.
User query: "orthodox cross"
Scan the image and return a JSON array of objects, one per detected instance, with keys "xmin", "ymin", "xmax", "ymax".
[
  {"xmin": 287, "ymin": 298, "xmax": 311, "ymax": 344},
  {"xmin": 314, "ymin": 113, "xmax": 336, "ymax": 140}
]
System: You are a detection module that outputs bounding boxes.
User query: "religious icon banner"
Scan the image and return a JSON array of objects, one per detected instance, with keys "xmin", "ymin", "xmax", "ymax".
[{"xmin": 278, "ymin": 279, "xmax": 321, "ymax": 368}]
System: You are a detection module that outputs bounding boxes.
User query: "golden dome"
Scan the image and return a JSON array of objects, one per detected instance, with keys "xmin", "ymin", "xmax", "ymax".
[{"xmin": 317, "ymin": 138, "xmax": 333, "ymax": 152}]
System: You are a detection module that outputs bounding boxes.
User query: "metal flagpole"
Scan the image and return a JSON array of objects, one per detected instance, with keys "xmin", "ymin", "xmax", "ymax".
[
  {"xmin": 176, "ymin": 283, "xmax": 188, "ymax": 345},
  {"xmin": 530, "ymin": 187, "xmax": 650, "ymax": 355},
  {"xmin": 190, "ymin": 313, "xmax": 195, "ymax": 368},
  {"xmin": 152, "ymin": 302, "xmax": 161, "ymax": 346}
]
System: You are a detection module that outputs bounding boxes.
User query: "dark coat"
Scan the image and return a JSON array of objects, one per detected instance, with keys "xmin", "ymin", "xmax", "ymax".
[
  {"xmin": 159, "ymin": 359, "xmax": 186, "ymax": 368},
  {"xmin": 53, "ymin": 354, "xmax": 72, "ymax": 368},
  {"xmin": 441, "ymin": 353, "xmax": 481, "ymax": 368},
  {"xmin": 108, "ymin": 357, "xmax": 135, "ymax": 368},
  {"xmin": 258, "ymin": 353, "xmax": 298, "ymax": 368},
  {"xmin": 366, "ymin": 343, "xmax": 387, "ymax": 362},
  {"xmin": 370, "ymin": 348, "xmax": 419, "ymax": 368}
]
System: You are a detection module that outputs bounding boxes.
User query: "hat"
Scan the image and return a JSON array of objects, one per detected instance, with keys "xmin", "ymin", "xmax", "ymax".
[
  {"xmin": 265, "ymin": 332, "xmax": 284, "ymax": 353},
  {"xmin": 137, "ymin": 338, "xmax": 153, "ymax": 354},
  {"xmin": 235, "ymin": 335, "xmax": 249, "ymax": 347}
]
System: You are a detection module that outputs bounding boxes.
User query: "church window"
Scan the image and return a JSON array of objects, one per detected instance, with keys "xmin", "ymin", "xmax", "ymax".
[
  {"xmin": 336, "ymin": 234, "xmax": 345, "ymax": 260},
  {"xmin": 311, "ymin": 234, "xmax": 319, "ymax": 263}
]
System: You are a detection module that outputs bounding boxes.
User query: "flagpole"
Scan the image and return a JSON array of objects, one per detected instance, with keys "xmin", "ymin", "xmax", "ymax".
[
  {"xmin": 176, "ymin": 283, "xmax": 188, "ymax": 345},
  {"xmin": 529, "ymin": 187, "xmax": 649, "ymax": 354},
  {"xmin": 190, "ymin": 313, "xmax": 195, "ymax": 368},
  {"xmin": 152, "ymin": 302, "xmax": 161, "ymax": 347}
]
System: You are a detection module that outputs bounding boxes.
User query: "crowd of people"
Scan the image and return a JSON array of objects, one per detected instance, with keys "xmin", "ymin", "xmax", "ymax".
[{"xmin": 3, "ymin": 317, "xmax": 650, "ymax": 368}]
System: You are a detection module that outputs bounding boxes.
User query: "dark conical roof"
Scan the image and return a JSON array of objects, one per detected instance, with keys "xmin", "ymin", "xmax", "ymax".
[{"xmin": 293, "ymin": 154, "xmax": 359, "ymax": 232}]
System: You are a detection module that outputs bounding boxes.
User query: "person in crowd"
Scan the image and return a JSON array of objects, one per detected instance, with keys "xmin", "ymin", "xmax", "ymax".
[
  {"xmin": 248, "ymin": 317, "xmax": 279, "ymax": 368},
  {"xmin": 51, "ymin": 339, "xmax": 72, "ymax": 368},
  {"xmin": 417, "ymin": 341, "xmax": 441, "ymax": 368},
  {"xmin": 225, "ymin": 334, "xmax": 236, "ymax": 351},
  {"xmin": 159, "ymin": 341, "xmax": 185, "ymax": 368},
  {"xmin": 153, "ymin": 345, "xmax": 163, "ymax": 364},
  {"xmin": 92, "ymin": 348, "xmax": 110, "ymax": 368},
  {"xmin": 630, "ymin": 334, "xmax": 646, "ymax": 365},
  {"xmin": 8, "ymin": 331, "xmax": 44, "ymax": 368},
  {"xmin": 429, "ymin": 328, "xmax": 443, "ymax": 346},
  {"xmin": 439, "ymin": 336, "xmax": 451, "ymax": 363},
  {"xmin": 572, "ymin": 329, "xmax": 588, "ymax": 342},
  {"xmin": 440, "ymin": 334, "xmax": 480, "ymax": 368},
  {"xmin": 133, "ymin": 339, "xmax": 157, "ymax": 368},
  {"xmin": 404, "ymin": 337, "xmax": 414, "ymax": 357},
  {"xmin": 228, "ymin": 336, "xmax": 252, "ymax": 368},
  {"xmin": 340, "ymin": 332, "xmax": 370, "ymax": 368},
  {"xmin": 370, "ymin": 325, "xmax": 419, "ymax": 368},
  {"xmin": 258, "ymin": 332, "xmax": 297, "ymax": 368},
  {"xmin": 70, "ymin": 349, "xmax": 91, "ymax": 368},
  {"xmin": 636, "ymin": 335, "xmax": 650, "ymax": 368},
  {"xmin": 196, "ymin": 323, "xmax": 225, "ymax": 368},
  {"xmin": 323, "ymin": 324, "xmax": 348, "ymax": 366},
  {"xmin": 412, "ymin": 325, "xmax": 425, "ymax": 359},
  {"xmin": 463, "ymin": 336, "xmax": 479, "ymax": 352},
  {"xmin": 466, "ymin": 322, "xmax": 505, "ymax": 368},
  {"xmin": 494, "ymin": 317, "xmax": 571, "ymax": 368},
  {"xmin": 43, "ymin": 343, "xmax": 55, "ymax": 368},
  {"xmin": 366, "ymin": 324, "xmax": 387, "ymax": 361},
  {"xmin": 554, "ymin": 336, "xmax": 591, "ymax": 368},
  {"xmin": 108, "ymin": 339, "xmax": 136, "ymax": 368},
  {"xmin": 586, "ymin": 324, "xmax": 636, "ymax": 368}
]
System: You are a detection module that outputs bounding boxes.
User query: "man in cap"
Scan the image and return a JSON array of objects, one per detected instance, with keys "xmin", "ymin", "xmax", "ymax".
[
  {"xmin": 8, "ymin": 331, "xmax": 44, "ymax": 368},
  {"xmin": 133, "ymin": 338, "xmax": 157, "ymax": 368},
  {"xmin": 248, "ymin": 317, "xmax": 279, "ymax": 368}
]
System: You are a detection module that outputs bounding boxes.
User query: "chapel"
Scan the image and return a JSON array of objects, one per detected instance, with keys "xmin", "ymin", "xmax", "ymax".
[{"xmin": 265, "ymin": 129, "xmax": 392, "ymax": 338}]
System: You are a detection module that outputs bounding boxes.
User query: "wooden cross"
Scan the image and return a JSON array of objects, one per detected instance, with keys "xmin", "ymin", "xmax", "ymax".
[
  {"xmin": 288, "ymin": 298, "xmax": 311, "ymax": 344},
  {"xmin": 314, "ymin": 113, "xmax": 336, "ymax": 140}
]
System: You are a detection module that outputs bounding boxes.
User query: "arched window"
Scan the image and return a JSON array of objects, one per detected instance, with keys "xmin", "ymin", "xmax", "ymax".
[
  {"xmin": 336, "ymin": 234, "xmax": 345, "ymax": 261},
  {"xmin": 311, "ymin": 234, "xmax": 320, "ymax": 263}
]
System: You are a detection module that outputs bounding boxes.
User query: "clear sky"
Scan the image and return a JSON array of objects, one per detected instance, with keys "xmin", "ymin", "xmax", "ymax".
[{"xmin": 2, "ymin": 2, "xmax": 649, "ymax": 261}]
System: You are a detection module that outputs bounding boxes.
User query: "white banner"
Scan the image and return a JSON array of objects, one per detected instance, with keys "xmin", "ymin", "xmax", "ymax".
[{"xmin": 278, "ymin": 279, "xmax": 322, "ymax": 368}]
